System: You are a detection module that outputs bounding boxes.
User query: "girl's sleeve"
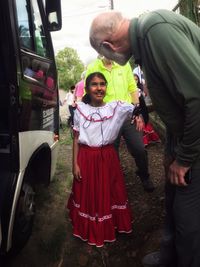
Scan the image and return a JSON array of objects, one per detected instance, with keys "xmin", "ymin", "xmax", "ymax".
[
  {"xmin": 118, "ymin": 101, "xmax": 134, "ymax": 117},
  {"xmin": 73, "ymin": 109, "xmax": 80, "ymax": 132}
]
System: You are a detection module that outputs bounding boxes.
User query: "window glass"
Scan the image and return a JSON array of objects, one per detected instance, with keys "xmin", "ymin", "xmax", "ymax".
[
  {"xmin": 16, "ymin": 0, "xmax": 32, "ymax": 50},
  {"xmin": 32, "ymin": 0, "xmax": 48, "ymax": 57},
  {"xmin": 16, "ymin": 0, "xmax": 48, "ymax": 57}
]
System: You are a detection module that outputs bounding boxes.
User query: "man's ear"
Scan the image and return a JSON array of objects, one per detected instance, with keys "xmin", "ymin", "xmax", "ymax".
[{"xmin": 102, "ymin": 41, "xmax": 116, "ymax": 51}]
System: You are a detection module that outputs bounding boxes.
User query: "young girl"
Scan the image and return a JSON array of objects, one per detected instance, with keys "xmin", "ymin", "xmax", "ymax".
[{"xmin": 67, "ymin": 72, "xmax": 135, "ymax": 247}]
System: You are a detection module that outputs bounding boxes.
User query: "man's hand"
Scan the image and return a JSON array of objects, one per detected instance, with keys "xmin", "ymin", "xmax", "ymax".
[{"xmin": 168, "ymin": 160, "xmax": 190, "ymax": 186}]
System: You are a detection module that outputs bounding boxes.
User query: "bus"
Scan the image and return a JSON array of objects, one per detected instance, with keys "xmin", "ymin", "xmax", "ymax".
[{"xmin": 0, "ymin": 0, "xmax": 62, "ymax": 255}]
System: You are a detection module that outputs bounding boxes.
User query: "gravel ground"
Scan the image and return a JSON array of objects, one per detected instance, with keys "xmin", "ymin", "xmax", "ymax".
[{"xmin": 6, "ymin": 125, "xmax": 166, "ymax": 267}]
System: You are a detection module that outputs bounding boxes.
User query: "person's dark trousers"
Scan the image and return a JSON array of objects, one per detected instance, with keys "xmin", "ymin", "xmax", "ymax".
[
  {"xmin": 159, "ymin": 180, "xmax": 177, "ymax": 266},
  {"xmin": 160, "ymin": 168, "xmax": 200, "ymax": 267},
  {"xmin": 174, "ymin": 168, "xmax": 200, "ymax": 267},
  {"xmin": 159, "ymin": 130, "xmax": 200, "ymax": 267},
  {"xmin": 114, "ymin": 118, "xmax": 149, "ymax": 181},
  {"xmin": 68, "ymin": 105, "xmax": 76, "ymax": 126}
]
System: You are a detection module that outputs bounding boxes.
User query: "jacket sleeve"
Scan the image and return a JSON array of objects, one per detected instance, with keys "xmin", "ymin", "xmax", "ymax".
[
  {"xmin": 147, "ymin": 23, "xmax": 200, "ymax": 167},
  {"xmin": 126, "ymin": 62, "xmax": 138, "ymax": 94}
]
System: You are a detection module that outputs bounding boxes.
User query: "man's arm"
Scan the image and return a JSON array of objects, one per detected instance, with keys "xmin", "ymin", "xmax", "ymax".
[
  {"xmin": 147, "ymin": 23, "xmax": 200, "ymax": 184},
  {"xmin": 126, "ymin": 62, "xmax": 138, "ymax": 103},
  {"xmin": 130, "ymin": 90, "xmax": 139, "ymax": 104}
]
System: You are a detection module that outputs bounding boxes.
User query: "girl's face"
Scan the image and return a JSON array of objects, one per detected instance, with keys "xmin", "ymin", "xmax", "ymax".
[
  {"xmin": 88, "ymin": 76, "xmax": 106, "ymax": 106},
  {"xmin": 134, "ymin": 74, "xmax": 139, "ymax": 84}
]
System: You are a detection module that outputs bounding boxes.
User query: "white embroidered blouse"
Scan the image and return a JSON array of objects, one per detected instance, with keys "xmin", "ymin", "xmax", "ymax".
[{"xmin": 73, "ymin": 101, "xmax": 134, "ymax": 147}]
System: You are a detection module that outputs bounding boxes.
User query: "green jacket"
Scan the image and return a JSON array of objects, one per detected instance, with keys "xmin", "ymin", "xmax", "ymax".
[
  {"xmin": 130, "ymin": 9, "xmax": 200, "ymax": 167},
  {"xmin": 85, "ymin": 59, "xmax": 137, "ymax": 103}
]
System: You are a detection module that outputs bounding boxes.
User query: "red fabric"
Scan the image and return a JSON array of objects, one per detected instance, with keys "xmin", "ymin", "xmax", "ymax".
[
  {"xmin": 143, "ymin": 122, "xmax": 160, "ymax": 146},
  {"xmin": 67, "ymin": 144, "xmax": 133, "ymax": 247}
]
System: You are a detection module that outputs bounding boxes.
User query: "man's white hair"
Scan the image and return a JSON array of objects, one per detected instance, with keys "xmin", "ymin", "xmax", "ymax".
[
  {"xmin": 89, "ymin": 11, "xmax": 131, "ymax": 65},
  {"xmin": 89, "ymin": 11, "xmax": 123, "ymax": 52}
]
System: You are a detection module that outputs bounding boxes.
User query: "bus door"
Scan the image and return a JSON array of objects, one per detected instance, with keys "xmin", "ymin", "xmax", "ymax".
[
  {"xmin": 16, "ymin": 0, "xmax": 59, "ymax": 134},
  {"xmin": 0, "ymin": 0, "xmax": 62, "ymax": 254}
]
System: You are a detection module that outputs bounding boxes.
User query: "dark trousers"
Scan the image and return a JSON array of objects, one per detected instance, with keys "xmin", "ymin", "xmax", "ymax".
[
  {"xmin": 161, "ymin": 170, "xmax": 200, "ymax": 267},
  {"xmin": 68, "ymin": 105, "xmax": 76, "ymax": 126},
  {"xmin": 160, "ymin": 132, "xmax": 200, "ymax": 267},
  {"xmin": 114, "ymin": 118, "xmax": 149, "ymax": 180}
]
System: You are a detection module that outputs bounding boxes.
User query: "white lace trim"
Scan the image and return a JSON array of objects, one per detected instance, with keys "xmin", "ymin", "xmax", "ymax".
[
  {"xmin": 72, "ymin": 200, "xmax": 128, "ymax": 222},
  {"xmin": 78, "ymin": 212, "xmax": 112, "ymax": 222},
  {"xmin": 111, "ymin": 204, "xmax": 128, "ymax": 210},
  {"xmin": 73, "ymin": 200, "xmax": 80, "ymax": 208}
]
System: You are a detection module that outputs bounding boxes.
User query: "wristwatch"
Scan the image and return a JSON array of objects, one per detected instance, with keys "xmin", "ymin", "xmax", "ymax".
[{"xmin": 132, "ymin": 103, "xmax": 142, "ymax": 117}]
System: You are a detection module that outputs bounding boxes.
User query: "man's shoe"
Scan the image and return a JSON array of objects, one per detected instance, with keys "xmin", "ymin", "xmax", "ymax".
[
  {"xmin": 142, "ymin": 251, "xmax": 165, "ymax": 267},
  {"xmin": 142, "ymin": 251, "xmax": 175, "ymax": 267},
  {"xmin": 142, "ymin": 178, "xmax": 155, "ymax": 192}
]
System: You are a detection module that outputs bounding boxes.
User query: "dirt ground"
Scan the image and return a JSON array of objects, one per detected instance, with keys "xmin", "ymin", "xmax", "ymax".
[{"xmin": 5, "ymin": 125, "xmax": 165, "ymax": 267}]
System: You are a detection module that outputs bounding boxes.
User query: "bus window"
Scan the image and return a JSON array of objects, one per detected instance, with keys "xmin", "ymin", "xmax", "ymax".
[
  {"xmin": 32, "ymin": 0, "xmax": 48, "ymax": 57},
  {"xmin": 16, "ymin": 0, "xmax": 33, "ymax": 50},
  {"xmin": 16, "ymin": 0, "xmax": 49, "ymax": 57}
]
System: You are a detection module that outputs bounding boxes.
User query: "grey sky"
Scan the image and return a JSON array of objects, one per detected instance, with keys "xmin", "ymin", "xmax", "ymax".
[{"xmin": 51, "ymin": 0, "xmax": 178, "ymax": 66}]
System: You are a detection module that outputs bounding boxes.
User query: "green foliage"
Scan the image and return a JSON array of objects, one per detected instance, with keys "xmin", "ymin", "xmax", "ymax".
[
  {"xmin": 56, "ymin": 47, "xmax": 84, "ymax": 91},
  {"xmin": 175, "ymin": 0, "xmax": 200, "ymax": 26}
]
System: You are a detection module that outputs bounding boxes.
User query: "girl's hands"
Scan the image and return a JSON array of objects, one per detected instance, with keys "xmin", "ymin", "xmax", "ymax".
[
  {"xmin": 134, "ymin": 115, "xmax": 145, "ymax": 131},
  {"xmin": 73, "ymin": 163, "xmax": 82, "ymax": 182}
]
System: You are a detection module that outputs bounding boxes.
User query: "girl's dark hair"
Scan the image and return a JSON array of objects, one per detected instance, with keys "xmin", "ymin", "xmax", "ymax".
[
  {"xmin": 82, "ymin": 72, "xmax": 107, "ymax": 104},
  {"xmin": 70, "ymin": 85, "xmax": 75, "ymax": 92},
  {"xmin": 134, "ymin": 74, "xmax": 143, "ymax": 91}
]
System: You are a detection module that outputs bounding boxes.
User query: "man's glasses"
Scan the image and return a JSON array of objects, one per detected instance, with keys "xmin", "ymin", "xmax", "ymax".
[{"xmin": 90, "ymin": 82, "xmax": 107, "ymax": 87}]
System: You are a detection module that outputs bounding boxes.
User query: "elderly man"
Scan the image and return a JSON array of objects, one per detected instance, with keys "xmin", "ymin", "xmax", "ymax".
[{"xmin": 90, "ymin": 9, "xmax": 200, "ymax": 267}]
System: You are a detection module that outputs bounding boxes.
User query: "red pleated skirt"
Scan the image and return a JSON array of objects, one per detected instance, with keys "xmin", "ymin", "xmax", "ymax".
[{"xmin": 67, "ymin": 144, "xmax": 133, "ymax": 247}]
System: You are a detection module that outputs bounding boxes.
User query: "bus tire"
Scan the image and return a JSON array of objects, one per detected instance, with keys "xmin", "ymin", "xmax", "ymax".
[{"xmin": 11, "ymin": 182, "xmax": 35, "ymax": 255}]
